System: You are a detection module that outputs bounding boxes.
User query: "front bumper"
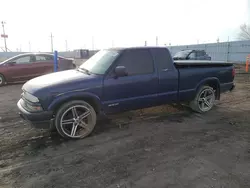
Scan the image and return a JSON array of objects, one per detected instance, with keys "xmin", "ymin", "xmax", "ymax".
[{"xmin": 17, "ymin": 99, "xmax": 54, "ymax": 129}]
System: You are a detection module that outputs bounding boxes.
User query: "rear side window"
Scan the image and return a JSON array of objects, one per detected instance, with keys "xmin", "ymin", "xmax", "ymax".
[
  {"xmin": 116, "ymin": 49, "xmax": 154, "ymax": 76},
  {"xmin": 36, "ymin": 55, "xmax": 53, "ymax": 62},
  {"xmin": 150, "ymin": 48, "xmax": 174, "ymax": 70},
  {"xmin": 196, "ymin": 51, "xmax": 204, "ymax": 57}
]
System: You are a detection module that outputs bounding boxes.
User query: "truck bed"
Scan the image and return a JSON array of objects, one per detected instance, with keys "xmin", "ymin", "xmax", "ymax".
[{"xmin": 175, "ymin": 61, "xmax": 234, "ymax": 102}]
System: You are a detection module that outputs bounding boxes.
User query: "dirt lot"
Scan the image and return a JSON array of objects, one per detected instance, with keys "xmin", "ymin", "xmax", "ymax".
[{"xmin": 0, "ymin": 74, "xmax": 250, "ymax": 188}]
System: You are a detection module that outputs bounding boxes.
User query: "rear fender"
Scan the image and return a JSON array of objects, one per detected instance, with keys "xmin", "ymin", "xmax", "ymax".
[
  {"xmin": 48, "ymin": 91, "xmax": 102, "ymax": 113},
  {"xmin": 195, "ymin": 77, "xmax": 220, "ymax": 100}
]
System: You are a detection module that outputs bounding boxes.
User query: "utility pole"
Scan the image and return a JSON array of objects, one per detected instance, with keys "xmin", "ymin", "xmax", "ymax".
[
  {"xmin": 144, "ymin": 41, "xmax": 147, "ymax": 46},
  {"xmin": 65, "ymin": 40, "xmax": 68, "ymax": 51},
  {"xmin": 1, "ymin": 21, "xmax": 8, "ymax": 52},
  {"xmin": 50, "ymin": 33, "xmax": 54, "ymax": 52},
  {"xmin": 92, "ymin": 36, "xmax": 94, "ymax": 50},
  {"xmin": 156, "ymin": 36, "xmax": 158, "ymax": 46},
  {"xmin": 29, "ymin": 41, "xmax": 31, "ymax": 52}
]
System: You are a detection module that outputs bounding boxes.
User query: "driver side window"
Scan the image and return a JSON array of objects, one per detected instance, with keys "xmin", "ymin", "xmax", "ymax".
[
  {"xmin": 115, "ymin": 49, "xmax": 154, "ymax": 76},
  {"xmin": 188, "ymin": 52, "xmax": 196, "ymax": 59},
  {"xmin": 14, "ymin": 56, "xmax": 32, "ymax": 64}
]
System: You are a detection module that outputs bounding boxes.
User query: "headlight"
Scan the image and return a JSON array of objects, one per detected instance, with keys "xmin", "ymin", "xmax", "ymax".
[
  {"xmin": 20, "ymin": 91, "xmax": 43, "ymax": 112},
  {"xmin": 21, "ymin": 99, "xmax": 43, "ymax": 112},
  {"xmin": 22, "ymin": 91, "xmax": 39, "ymax": 103}
]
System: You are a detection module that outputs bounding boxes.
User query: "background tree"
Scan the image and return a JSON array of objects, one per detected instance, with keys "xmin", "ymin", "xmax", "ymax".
[{"xmin": 239, "ymin": 23, "xmax": 250, "ymax": 40}]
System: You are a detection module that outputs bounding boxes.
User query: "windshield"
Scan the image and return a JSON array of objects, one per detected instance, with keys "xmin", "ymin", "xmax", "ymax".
[
  {"xmin": 0, "ymin": 57, "xmax": 12, "ymax": 65},
  {"xmin": 79, "ymin": 50, "xmax": 119, "ymax": 75},
  {"xmin": 0, "ymin": 54, "xmax": 30, "ymax": 65},
  {"xmin": 173, "ymin": 50, "xmax": 192, "ymax": 59}
]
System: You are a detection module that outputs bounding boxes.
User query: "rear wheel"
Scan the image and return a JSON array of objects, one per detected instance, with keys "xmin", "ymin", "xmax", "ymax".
[
  {"xmin": 0, "ymin": 74, "xmax": 5, "ymax": 86},
  {"xmin": 55, "ymin": 100, "xmax": 97, "ymax": 139},
  {"xmin": 189, "ymin": 86, "xmax": 215, "ymax": 113}
]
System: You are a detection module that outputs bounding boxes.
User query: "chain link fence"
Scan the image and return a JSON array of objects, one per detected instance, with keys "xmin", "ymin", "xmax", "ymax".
[
  {"xmin": 1, "ymin": 40, "xmax": 250, "ymax": 65},
  {"xmin": 168, "ymin": 40, "xmax": 250, "ymax": 64}
]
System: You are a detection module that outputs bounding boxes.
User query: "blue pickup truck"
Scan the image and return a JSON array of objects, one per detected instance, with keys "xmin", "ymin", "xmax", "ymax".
[{"xmin": 17, "ymin": 47, "xmax": 235, "ymax": 139}]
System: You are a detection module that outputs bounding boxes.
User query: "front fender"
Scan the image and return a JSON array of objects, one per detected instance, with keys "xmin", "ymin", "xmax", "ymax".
[{"xmin": 47, "ymin": 91, "xmax": 102, "ymax": 112}]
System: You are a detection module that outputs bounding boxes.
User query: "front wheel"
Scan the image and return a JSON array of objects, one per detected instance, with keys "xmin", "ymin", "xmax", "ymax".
[
  {"xmin": 189, "ymin": 86, "xmax": 215, "ymax": 113},
  {"xmin": 55, "ymin": 100, "xmax": 97, "ymax": 139},
  {"xmin": 0, "ymin": 74, "xmax": 5, "ymax": 86}
]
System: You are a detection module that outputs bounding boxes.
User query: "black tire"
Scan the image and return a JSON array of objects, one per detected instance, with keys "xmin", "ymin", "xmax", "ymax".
[
  {"xmin": 189, "ymin": 86, "xmax": 215, "ymax": 113},
  {"xmin": 55, "ymin": 100, "xmax": 97, "ymax": 139},
  {"xmin": 0, "ymin": 74, "xmax": 5, "ymax": 86}
]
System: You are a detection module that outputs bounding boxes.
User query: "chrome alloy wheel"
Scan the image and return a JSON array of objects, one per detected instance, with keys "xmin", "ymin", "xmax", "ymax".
[
  {"xmin": 0, "ymin": 76, "xmax": 3, "ymax": 85},
  {"xmin": 60, "ymin": 105, "xmax": 95, "ymax": 138},
  {"xmin": 197, "ymin": 88, "xmax": 215, "ymax": 112}
]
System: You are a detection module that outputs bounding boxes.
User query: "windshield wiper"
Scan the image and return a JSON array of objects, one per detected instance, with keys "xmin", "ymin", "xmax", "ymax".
[{"xmin": 77, "ymin": 67, "xmax": 91, "ymax": 75}]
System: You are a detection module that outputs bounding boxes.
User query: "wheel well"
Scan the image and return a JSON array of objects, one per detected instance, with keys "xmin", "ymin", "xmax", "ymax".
[
  {"xmin": 53, "ymin": 96, "xmax": 101, "ymax": 115},
  {"xmin": 0, "ymin": 73, "xmax": 5, "ymax": 78},
  {"xmin": 0, "ymin": 73, "xmax": 6, "ymax": 83},
  {"xmin": 204, "ymin": 80, "xmax": 220, "ymax": 100}
]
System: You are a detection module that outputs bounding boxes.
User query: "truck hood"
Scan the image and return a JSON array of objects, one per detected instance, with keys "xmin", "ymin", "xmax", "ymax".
[{"xmin": 22, "ymin": 69, "xmax": 102, "ymax": 98}]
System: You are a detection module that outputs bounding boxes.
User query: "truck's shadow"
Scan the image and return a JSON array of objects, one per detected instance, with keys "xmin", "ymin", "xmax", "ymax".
[
  {"xmin": 24, "ymin": 104, "xmax": 193, "ymax": 155},
  {"xmin": 93, "ymin": 104, "xmax": 192, "ymax": 135},
  {"xmin": 23, "ymin": 131, "xmax": 67, "ymax": 156}
]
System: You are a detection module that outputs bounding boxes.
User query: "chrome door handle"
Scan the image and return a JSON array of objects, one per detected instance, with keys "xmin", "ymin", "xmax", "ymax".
[{"xmin": 162, "ymin": 69, "xmax": 168, "ymax": 72}]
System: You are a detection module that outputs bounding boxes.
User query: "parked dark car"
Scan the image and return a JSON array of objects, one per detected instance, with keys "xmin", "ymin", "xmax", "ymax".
[
  {"xmin": 0, "ymin": 53, "xmax": 76, "ymax": 86},
  {"xmin": 173, "ymin": 50, "xmax": 211, "ymax": 60},
  {"xmin": 18, "ymin": 47, "xmax": 235, "ymax": 139}
]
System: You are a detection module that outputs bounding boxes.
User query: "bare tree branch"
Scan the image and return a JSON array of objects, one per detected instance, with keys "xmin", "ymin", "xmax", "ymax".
[{"xmin": 239, "ymin": 24, "xmax": 250, "ymax": 40}]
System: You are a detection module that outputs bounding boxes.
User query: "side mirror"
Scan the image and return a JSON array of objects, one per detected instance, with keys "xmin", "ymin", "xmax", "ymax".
[
  {"xmin": 114, "ymin": 66, "xmax": 127, "ymax": 77},
  {"xmin": 8, "ymin": 61, "xmax": 16, "ymax": 66}
]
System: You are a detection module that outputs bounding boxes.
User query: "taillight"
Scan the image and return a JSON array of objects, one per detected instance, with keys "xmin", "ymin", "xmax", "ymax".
[{"xmin": 232, "ymin": 67, "xmax": 236, "ymax": 77}]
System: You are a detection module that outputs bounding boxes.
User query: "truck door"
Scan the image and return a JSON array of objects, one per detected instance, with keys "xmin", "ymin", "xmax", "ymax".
[
  {"xmin": 150, "ymin": 48, "xmax": 178, "ymax": 103},
  {"xmin": 103, "ymin": 49, "xmax": 158, "ymax": 113}
]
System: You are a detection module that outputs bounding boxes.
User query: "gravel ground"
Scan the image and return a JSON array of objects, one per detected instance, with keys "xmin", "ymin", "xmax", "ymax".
[{"xmin": 0, "ymin": 74, "xmax": 250, "ymax": 188}]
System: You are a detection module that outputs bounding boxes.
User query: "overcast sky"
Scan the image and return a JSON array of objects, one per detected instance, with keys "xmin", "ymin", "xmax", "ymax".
[{"xmin": 0, "ymin": 0, "xmax": 248, "ymax": 52}]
